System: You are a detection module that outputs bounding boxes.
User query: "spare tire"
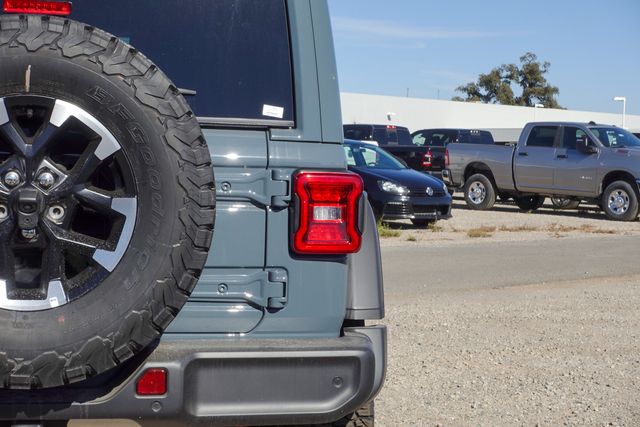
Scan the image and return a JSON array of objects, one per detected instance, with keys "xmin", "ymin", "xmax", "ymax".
[{"xmin": 0, "ymin": 15, "xmax": 215, "ymax": 389}]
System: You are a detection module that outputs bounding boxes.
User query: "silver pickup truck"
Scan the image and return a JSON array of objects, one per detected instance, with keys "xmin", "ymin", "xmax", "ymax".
[{"xmin": 443, "ymin": 122, "xmax": 640, "ymax": 221}]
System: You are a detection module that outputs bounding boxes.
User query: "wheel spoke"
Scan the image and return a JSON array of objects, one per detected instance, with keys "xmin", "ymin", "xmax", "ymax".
[
  {"xmin": 0, "ymin": 122, "xmax": 28, "ymax": 157},
  {"xmin": 30, "ymin": 123, "xmax": 62, "ymax": 158},
  {"xmin": 74, "ymin": 187, "xmax": 115, "ymax": 214},
  {"xmin": 41, "ymin": 219, "xmax": 104, "ymax": 256}
]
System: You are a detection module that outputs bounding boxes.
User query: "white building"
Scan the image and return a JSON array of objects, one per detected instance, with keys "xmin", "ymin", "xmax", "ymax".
[{"xmin": 341, "ymin": 92, "xmax": 640, "ymax": 143}]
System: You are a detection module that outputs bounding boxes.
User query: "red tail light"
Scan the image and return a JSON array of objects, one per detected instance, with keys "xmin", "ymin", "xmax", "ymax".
[
  {"xmin": 3, "ymin": 0, "xmax": 72, "ymax": 15},
  {"xmin": 293, "ymin": 171, "xmax": 363, "ymax": 255},
  {"xmin": 136, "ymin": 368, "xmax": 168, "ymax": 396},
  {"xmin": 422, "ymin": 150, "xmax": 433, "ymax": 169},
  {"xmin": 445, "ymin": 148, "xmax": 450, "ymax": 167}
]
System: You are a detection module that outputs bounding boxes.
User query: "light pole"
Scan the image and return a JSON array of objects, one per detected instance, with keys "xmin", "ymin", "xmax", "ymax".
[
  {"xmin": 613, "ymin": 96, "xmax": 626, "ymax": 128},
  {"xmin": 533, "ymin": 103, "xmax": 544, "ymax": 121}
]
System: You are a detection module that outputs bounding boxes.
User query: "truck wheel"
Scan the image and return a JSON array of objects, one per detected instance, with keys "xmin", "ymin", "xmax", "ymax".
[
  {"xmin": 0, "ymin": 15, "xmax": 215, "ymax": 389},
  {"xmin": 602, "ymin": 181, "xmax": 639, "ymax": 221},
  {"xmin": 515, "ymin": 195, "xmax": 545, "ymax": 212},
  {"xmin": 551, "ymin": 197, "xmax": 580, "ymax": 210},
  {"xmin": 463, "ymin": 174, "xmax": 496, "ymax": 210}
]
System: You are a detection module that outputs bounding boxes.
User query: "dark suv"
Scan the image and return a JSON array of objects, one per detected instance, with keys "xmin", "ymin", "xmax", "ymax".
[
  {"xmin": 0, "ymin": 1, "xmax": 386, "ymax": 426},
  {"xmin": 344, "ymin": 123, "xmax": 413, "ymax": 145}
]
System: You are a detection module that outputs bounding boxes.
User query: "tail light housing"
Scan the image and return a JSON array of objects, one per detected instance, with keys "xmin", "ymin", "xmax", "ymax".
[
  {"xmin": 3, "ymin": 0, "xmax": 72, "ymax": 15},
  {"xmin": 445, "ymin": 148, "xmax": 450, "ymax": 167},
  {"xmin": 293, "ymin": 171, "xmax": 363, "ymax": 255},
  {"xmin": 422, "ymin": 150, "xmax": 433, "ymax": 169}
]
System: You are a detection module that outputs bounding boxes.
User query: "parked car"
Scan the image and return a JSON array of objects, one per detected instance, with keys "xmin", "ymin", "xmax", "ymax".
[
  {"xmin": 410, "ymin": 129, "xmax": 495, "ymax": 177},
  {"xmin": 343, "ymin": 123, "xmax": 412, "ymax": 145},
  {"xmin": 443, "ymin": 122, "xmax": 640, "ymax": 221},
  {"xmin": 344, "ymin": 139, "xmax": 452, "ymax": 226},
  {"xmin": 0, "ymin": 2, "xmax": 386, "ymax": 426}
]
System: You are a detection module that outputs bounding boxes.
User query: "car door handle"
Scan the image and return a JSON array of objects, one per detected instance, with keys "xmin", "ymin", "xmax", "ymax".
[
  {"xmin": 518, "ymin": 152, "xmax": 528, "ymax": 157},
  {"xmin": 556, "ymin": 154, "xmax": 568, "ymax": 159}
]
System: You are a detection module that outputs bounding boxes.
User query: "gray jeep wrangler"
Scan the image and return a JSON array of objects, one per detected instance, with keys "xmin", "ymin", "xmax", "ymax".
[{"xmin": 0, "ymin": 1, "xmax": 386, "ymax": 426}]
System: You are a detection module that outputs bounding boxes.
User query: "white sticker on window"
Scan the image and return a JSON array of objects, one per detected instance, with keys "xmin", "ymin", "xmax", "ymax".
[{"xmin": 262, "ymin": 104, "xmax": 284, "ymax": 119}]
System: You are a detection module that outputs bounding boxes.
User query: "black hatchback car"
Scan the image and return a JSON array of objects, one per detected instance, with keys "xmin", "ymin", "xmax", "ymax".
[{"xmin": 344, "ymin": 140, "xmax": 452, "ymax": 226}]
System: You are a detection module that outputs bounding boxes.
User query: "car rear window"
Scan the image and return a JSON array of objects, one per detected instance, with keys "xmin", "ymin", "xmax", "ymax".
[
  {"xmin": 459, "ymin": 130, "xmax": 494, "ymax": 144},
  {"xmin": 70, "ymin": 0, "xmax": 295, "ymax": 125}
]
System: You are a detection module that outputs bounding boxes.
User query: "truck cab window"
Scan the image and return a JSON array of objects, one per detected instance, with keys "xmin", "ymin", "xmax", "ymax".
[
  {"xmin": 526, "ymin": 126, "xmax": 559, "ymax": 148},
  {"xmin": 562, "ymin": 127, "xmax": 590, "ymax": 150}
]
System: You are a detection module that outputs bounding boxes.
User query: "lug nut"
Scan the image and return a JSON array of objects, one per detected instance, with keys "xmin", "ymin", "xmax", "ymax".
[
  {"xmin": 37, "ymin": 171, "xmax": 56, "ymax": 189},
  {"xmin": 47, "ymin": 205, "xmax": 65, "ymax": 222},
  {"xmin": 0, "ymin": 204, "xmax": 7, "ymax": 220},
  {"xmin": 21, "ymin": 228, "xmax": 37, "ymax": 240},
  {"xmin": 4, "ymin": 171, "xmax": 21, "ymax": 188}
]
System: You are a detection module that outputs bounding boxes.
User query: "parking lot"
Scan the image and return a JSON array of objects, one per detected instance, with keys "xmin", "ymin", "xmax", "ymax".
[{"xmin": 376, "ymin": 200, "xmax": 640, "ymax": 426}]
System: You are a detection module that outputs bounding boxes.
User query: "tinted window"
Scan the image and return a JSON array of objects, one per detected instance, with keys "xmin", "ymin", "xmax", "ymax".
[
  {"xmin": 343, "ymin": 144, "xmax": 406, "ymax": 170},
  {"xmin": 396, "ymin": 128, "xmax": 413, "ymax": 145},
  {"xmin": 526, "ymin": 126, "xmax": 559, "ymax": 147},
  {"xmin": 373, "ymin": 128, "xmax": 394, "ymax": 144},
  {"xmin": 344, "ymin": 125, "xmax": 374, "ymax": 141},
  {"xmin": 562, "ymin": 127, "xmax": 589, "ymax": 150},
  {"xmin": 71, "ymin": 0, "xmax": 294, "ymax": 123}
]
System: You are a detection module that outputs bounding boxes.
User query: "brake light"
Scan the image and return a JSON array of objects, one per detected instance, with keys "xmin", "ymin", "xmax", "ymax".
[
  {"xmin": 445, "ymin": 148, "xmax": 450, "ymax": 167},
  {"xmin": 422, "ymin": 150, "xmax": 432, "ymax": 169},
  {"xmin": 386, "ymin": 125, "xmax": 396, "ymax": 129},
  {"xmin": 293, "ymin": 171, "xmax": 363, "ymax": 255},
  {"xmin": 136, "ymin": 368, "xmax": 167, "ymax": 396},
  {"xmin": 3, "ymin": 0, "xmax": 71, "ymax": 15}
]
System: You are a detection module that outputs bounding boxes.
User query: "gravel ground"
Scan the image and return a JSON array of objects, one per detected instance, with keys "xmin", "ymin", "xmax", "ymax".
[
  {"xmin": 378, "ymin": 197, "xmax": 640, "ymax": 247},
  {"xmin": 376, "ymin": 200, "xmax": 640, "ymax": 426},
  {"xmin": 377, "ymin": 274, "xmax": 640, "ymax": 427}
]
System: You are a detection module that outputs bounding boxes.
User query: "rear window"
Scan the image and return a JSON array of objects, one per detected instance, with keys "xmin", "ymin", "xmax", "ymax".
[
  {"xmin": 344, "ymin": 125, "xmax": 374, "ymax": 141},
  {"xmin": 459, "ymin": 130, "xmax": 494, "ymax": 145},
  {"xmin": 373, "ymin": 127, "xmax": 412, "ymax": 145},
  {"xmin": 70, "ymin": 0, "xmax": 295, "ymax": 125},
  {"xmin": 526, "ymin": 126, "xmax": 559, "ymax": 148}
]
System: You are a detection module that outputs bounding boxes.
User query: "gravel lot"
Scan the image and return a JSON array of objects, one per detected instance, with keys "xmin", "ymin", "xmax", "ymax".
[
  {"xmin": 376, "ymin": 201, "xmax": 640, "ymax": 426},
  {"xmin": 378, "ymin": 197, "xmax": 640, "ymax": 246}
]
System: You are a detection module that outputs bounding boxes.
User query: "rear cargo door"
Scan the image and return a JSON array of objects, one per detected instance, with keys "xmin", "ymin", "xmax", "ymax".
[{"xmin": 72, "ymin": 0, "xmax": 295, "ymax": 334}]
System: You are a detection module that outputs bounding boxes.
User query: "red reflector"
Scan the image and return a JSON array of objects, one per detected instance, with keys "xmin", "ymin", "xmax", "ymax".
[
  {"xmin": 445, "ymin": 148, "xmax": 450, "ymax": 167},
  {"xmin": 293, "ymin": 171, "xmax": 363, "ymax": 255},
  {"xmin": 3, "ymin": 0, "xmax": 72, "ymax": 15},
  {"xmin": 136, "ymin": 368, "xmax": 167, "ymax": 396}
]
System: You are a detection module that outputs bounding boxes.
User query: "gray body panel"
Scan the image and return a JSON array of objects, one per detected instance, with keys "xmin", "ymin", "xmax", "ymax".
[{"xmin": 446, "ymin": 122, "xmax": 640, "ymax": 199}]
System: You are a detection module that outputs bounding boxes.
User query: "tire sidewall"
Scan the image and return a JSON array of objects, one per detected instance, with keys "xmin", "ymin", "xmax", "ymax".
[
  {"xmin": 464, "ymin": 174, "xmax": 496, "ymax": 210},
  {"xmin": 0, "ymin": 50, "xmax": 180, "ymax": 356},
  {"xmin": 602, "ymin": 181, "xmax": 639, "ymax": 222}
]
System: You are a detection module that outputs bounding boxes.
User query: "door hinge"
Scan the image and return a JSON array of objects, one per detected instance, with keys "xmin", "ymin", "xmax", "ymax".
[
  {"xmin": 192, "ymin": 268, "xmax": 288, "ymax": 310},
  {"xmin": 216, "ymin": 169, "xmax": 290, "ymax": 208}
]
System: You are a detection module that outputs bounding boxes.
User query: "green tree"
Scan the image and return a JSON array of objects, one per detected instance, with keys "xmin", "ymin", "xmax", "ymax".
[{"xmin": 452, "ymin": 52, "xmax": 562, "ymax": 108}]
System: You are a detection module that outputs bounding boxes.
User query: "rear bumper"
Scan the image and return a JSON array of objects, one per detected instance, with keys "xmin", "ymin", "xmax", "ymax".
[{"xmin": 0, "ymin": 326, "xmax": 387, "ymax": 426}]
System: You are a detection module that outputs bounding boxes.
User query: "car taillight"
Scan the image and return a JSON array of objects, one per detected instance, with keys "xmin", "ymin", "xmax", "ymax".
[
  {"xmin": 293, "ymin": 171, "xmax": 363, "ymax": 255},
  {"xmin": 136, "ymin": 368, "xmax": 168, "ymax": 396},
  {"xmin": 422, "ymin": 150, "xmax": 432, "ymax": 168},
  {"xmin": 3, "ymin": 0, "xmax": 71, "ymax": 15},
  {"xmin": 445, "ymin": 148, "xmax": 450, "ymax": 167}
]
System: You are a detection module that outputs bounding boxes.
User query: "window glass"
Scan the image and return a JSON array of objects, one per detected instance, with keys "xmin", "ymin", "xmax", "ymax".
[
  {"xmin": 412, "ymin": 132, "xmax": 427, "ymax": 146},
  {"xmin": 562, "ymin": 127, "xmax": 588, "ymax": 149},
  {"xmin": 373, "ymin": 128, "xmax": 396, "ymax": 145},
  {"xmin": 344, "ymin": 144, "xmax": 406, "ymax": 170},
  {"xmin": 344, "ymin": 125, "xmax": 374, "ymax": 141},
  {"xmin": 70, "ymin": 0, "xmax": 294, "ymax": 123},
  {"xmin": 343, "ymin": 146, "xmax": 357, "ymax": 166},
  {"xmin": 589, "ymin": 127, "xmax": 640, "ymax": 148},
  {"xmin": 526, "ymin": 126, "xmax": 559, "ymax": 147},
  {"xmin": 396, "ymin": 128, "xmax": 413, "ymax": 145}
]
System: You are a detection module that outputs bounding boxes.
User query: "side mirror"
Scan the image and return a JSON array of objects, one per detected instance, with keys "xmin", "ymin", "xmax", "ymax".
[{"xmin": 576, "ymin": 137, "xmax": 597, "ymax": 154}]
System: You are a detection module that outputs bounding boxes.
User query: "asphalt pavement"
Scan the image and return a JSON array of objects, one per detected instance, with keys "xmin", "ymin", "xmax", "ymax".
[{"xmin": 382, "ymin": 235, "xmax": 640, "ymax": 296}]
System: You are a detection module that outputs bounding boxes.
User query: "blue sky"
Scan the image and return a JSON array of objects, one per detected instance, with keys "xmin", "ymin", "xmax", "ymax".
[{"xmin": 328, "ymin": 0, "xmax": 640, "ymax": 114}]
